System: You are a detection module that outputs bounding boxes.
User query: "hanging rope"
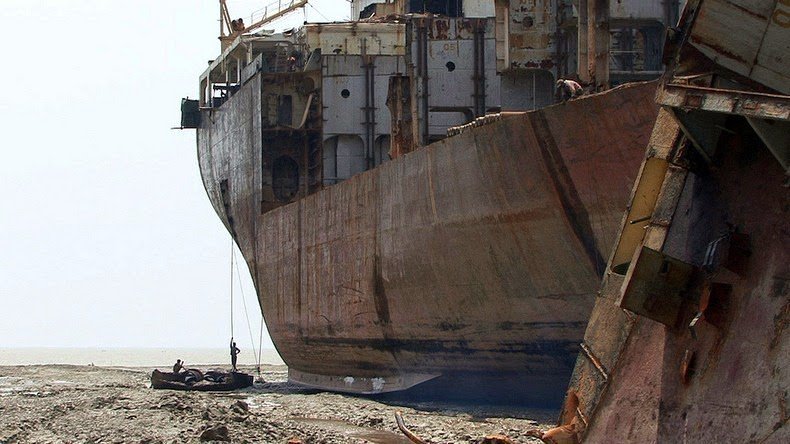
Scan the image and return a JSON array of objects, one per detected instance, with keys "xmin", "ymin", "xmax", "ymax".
[
  {"xmin": 308, "ymin": 3, "xmax": 331, "ymax": 22},
  {"xmin": 231, "ymin": 247, "xmax": 263, "ymax": 374},
  {"xmin": 257, "ymin": 316, "xmax": 265, "ymax": 375},
  {"xmin": 229, "ymin": 238, "xmax": 235, "ymax": 341}
]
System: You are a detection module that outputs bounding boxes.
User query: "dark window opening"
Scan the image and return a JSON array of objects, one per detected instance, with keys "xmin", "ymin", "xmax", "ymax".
[
  {"xmin": 341, "ymin": 89, "xmax": 350, "ymax": 98},
  {"xmin": 523, "ymin": 16, "xmax": 534, "ymax": 29},
  {"xmin": 277, "ymin": 95, "xmax": 293, "ymax": 126},
  {"xmin": 408, "ymin": 0, "xmax": 462, "ymax": 17},
  {"xmin": 272, "ymin": 156, "xmax": 299, "ymax": 202},
  {"xmin": 446, "ymin": 61, "xmax": 456, "ymax": 72}
]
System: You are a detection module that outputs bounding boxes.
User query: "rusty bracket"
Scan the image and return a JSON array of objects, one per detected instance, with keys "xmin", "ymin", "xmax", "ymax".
[
  {"xmin": 618, "ymin": 246, "xmax": 696, "ymax": 327},
  {"xmin": 704, "ymin": 232, "xmax": 751, "ymax": 277},
  {"xmin": 580, "ymin": 342, "xmax": 609, "ymax": 382},
  {"xmin": 702, "ymin": 234, "xmax": 729, "ymax": 272},
  {"xmin": 629, "ymin": 214, "xmax": 652, "ymax": 225},
  {"xmin": 576, "ymin": 406, "xmax": 589, "ymax": 429},
  {"xmin": 688, "ymin": 311, "xmax": 704, "ymax": 340},
  {"xmin": 659, "ymin": 82, "xmax": 790, "ymax": 121}
]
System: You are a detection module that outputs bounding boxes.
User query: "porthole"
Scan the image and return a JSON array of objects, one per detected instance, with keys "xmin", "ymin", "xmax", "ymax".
[{"xmin": 523, "ymin": 16, "xmax": 534, "ymax": 29}]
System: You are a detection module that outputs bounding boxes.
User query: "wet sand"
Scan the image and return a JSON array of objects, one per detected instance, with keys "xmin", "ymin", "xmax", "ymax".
[{"xmin": 0, "ymin": 365, "xmax": 556, "ymax": 443}]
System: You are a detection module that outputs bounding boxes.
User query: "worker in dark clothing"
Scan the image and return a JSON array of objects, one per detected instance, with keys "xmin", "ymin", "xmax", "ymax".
[
  {"xmin": 230, "ymin": 340, "xmax": 241, "ymax": 371},
  {"xmin": 172, "ymin": 359, "xmax": 184, "ymax": 374}
]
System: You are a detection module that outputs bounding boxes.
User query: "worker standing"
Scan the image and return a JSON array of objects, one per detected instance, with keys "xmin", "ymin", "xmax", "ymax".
[{"xmin": 230, "ymin": 339, "xmax": 241, "ymax": 371}]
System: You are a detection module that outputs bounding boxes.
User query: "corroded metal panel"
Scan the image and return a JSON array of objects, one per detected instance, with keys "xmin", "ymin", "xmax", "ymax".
[
  {"xmin": 322, "ymin": 63, "xmax": 370, "ymax": 135},
  {"xmin": 753, "ymin": 2, "xmax": 790, "ymax": 92},
  {"xmin": 322, "ymin": 55, "xmax": 405, "ymax": 137},
  {"xmin": 689, "ymin": 0, "xmax": 790, "ymax": 94},
  {"xmin": 507, "ymin": 0, "xmax": 556, "ymax": 70},
  {"xmin": 386, "ymin": 75, "xmax": 417, "ymax": 158},
  {"xmin": 658, "ymin": 83, "xmax": 790, "ymax": 120},
  {"xmin": 427, "ymin": 38, "xmax": 499, "ymax": 108},
  {"xmin": 501, "ymin": 69, "xmax": 556, "ymax": 110},
  {"xmin": 609, "ymin": 0, "xmax": 664, "ymax": 19},
  {"xmin": 562, "ymin": 108, "xmax": 684, "ymax": 439},
  {"xmin": 305, "ymin": 22, "xmax": 407, "ymax": 56},
  {"xmin": 410, "ymin": 17, "xmax": 501, "ymax": 139},
  {"xmin": 464, "ymin": 0, "xmax": 496, "ymax": 17},
  {"xmin": 617, "ymin": 246, "xmax": 695, "ymax": 326},
  {"xmin": 197, "ymin": 74, "xmax": 263, "ymax": 264},
  {"xmin": 494, "ymin": 0, "xmax": 509, "ymax": 71}
]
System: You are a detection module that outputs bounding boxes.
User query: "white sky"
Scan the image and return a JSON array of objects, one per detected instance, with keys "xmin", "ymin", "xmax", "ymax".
[{"xmin": 0, "ymin": 1, "xmax": 349, "ymax": 351}]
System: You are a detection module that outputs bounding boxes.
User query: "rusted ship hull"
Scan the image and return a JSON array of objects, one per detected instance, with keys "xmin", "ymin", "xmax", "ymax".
[
  {"xmin": 197, "ymin": 81, "xmax": 659, "ymax": 403},
  {"xmin": 554, "ymin": 0, "xmax": 790, "ymax": 440}
]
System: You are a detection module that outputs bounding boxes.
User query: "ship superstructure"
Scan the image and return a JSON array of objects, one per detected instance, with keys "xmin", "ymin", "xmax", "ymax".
[{"xmin": 189, "ymin": 1, "xmax": 678, "ymax": 202}]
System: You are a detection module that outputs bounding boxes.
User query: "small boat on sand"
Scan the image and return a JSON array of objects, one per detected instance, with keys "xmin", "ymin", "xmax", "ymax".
[{"xmin": 151, "ymin": 369, "xmax": 253, "ymax": 391}]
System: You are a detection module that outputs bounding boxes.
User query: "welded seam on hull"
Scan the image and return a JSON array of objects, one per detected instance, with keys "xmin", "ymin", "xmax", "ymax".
[
  {"xmin": 372, "ymin": 168, "xmax": 403, "ymax": 370},
  {"xmin": 298, "ymin": 337, "xmax": 581, "ymax": 358},
  {"xmin": 529, "ymin": 112, "xmax": 607, "ymax": 276},
  {"xmin": 297, "ymin": 200, "xmax": 303, "ymax": 325},
  {"xmin": 425, "ymin": 149, "xmax": 439, "ymax": 222}
]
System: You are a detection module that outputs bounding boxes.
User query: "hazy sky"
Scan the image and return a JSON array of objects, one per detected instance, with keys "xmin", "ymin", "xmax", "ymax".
[{"xmin": 0, "ymin": 1, "xmax": 348, "ymax": 351}]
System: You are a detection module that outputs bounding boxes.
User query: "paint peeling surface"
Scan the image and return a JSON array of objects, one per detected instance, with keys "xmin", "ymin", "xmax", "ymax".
[
  {"xmin": 506, "ymin": 0, "xmax": 556, "ymax": 70},
  {"xmin": 305, "ymin": 22, "xmax": 406, "ymax": 56},
  {"xmin": 688, "ymin": 0, "xmax": 790, "ymax": 94},
  {"xmin": 371, "ymin": 377, "xmax": 385, "ymax": 392},
  {"xmin": 197, "ymin": 81, "xmax": 659, "ymax": 403}
]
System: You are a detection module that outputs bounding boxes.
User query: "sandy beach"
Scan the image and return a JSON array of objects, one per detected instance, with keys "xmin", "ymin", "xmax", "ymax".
[{"xmin": 0, "ymin": 364, "xmax": 556, "ymax": 443}]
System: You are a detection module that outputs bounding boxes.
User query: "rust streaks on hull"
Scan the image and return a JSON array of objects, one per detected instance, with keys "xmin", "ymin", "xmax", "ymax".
[{"xmin": 529, "ymin": 111, "xmax": 606, "ymax": 277}]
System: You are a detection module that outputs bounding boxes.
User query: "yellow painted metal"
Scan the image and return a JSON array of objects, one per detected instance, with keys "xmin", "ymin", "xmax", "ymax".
[{"xmin": 609, "ymin": 157, "xmax": 670, "ymax": 275}]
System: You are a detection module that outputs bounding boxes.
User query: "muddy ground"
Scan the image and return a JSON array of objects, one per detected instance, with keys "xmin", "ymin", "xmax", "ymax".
[{"xmin": 0, "ymin": 365, "xmax": 556, "ymax": 443}]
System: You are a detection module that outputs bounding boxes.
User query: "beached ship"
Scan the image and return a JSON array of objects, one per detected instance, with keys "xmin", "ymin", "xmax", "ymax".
[
  {"xmin": 542, "ymin": 0, "xmax": 790, "ymax": 440},
  {"xmin": 185, "ymin": 0, "xmax": 676, "ymax": 403}
]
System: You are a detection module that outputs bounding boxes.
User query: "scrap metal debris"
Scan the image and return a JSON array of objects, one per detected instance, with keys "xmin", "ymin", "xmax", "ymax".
[
  {"xmin": 394, "ymin": 411, "xmax": 522, "ymax": 444},
  {"xmin": 393, "ymin": 392, "xmax": 585, "ymax": 444},
  {"xmin": 524, "ymin": 424, "xmax": 580, "ymax": 444},
  {"xmin": 481, "ymin": 434, "xmax": 518, "ymax": 444},
  {"xmin": 524, "ymin": 391, "xmax": 583, "ymax": 444},
  {"xmin": 394, "ymin": 411, "xmax": 428, "ymax": 444}
]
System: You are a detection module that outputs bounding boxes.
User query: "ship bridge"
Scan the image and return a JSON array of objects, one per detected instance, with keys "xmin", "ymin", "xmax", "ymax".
[
  {"xmin": 199, "ymin": 0, "xmax": 307, "ymax": 109},
  {"xmin": 199, "ymin": 30, "xmax": 304, "ymax": 109}
]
